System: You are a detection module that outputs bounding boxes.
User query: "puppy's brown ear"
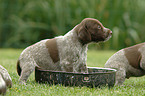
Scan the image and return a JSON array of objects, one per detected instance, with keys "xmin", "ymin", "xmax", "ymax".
[{"xmin": 78, "ymin": 25, "xmax": 91, "ymax": 44}]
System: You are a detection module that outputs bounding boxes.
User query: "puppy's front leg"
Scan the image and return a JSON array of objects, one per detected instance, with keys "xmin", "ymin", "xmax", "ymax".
[
  {"xmin": 73, "ymin": 62, "xmax": 88, "ymax": 73},
  {"xmin": 60, "ymin": 59, "xmax": 87, "ymax": 73},
  {"xmin": 18, "ymin": 59, "xmax": 36, "ymax": 85},
  {"xmin": 115, "ymin": 68, "xmax": 126, "ymax": 86}
]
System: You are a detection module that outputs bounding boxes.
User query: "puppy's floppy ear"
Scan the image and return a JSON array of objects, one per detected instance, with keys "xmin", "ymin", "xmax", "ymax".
[{"xmin": 78, "ymin": 24, "xmax": 91, "ymax": 44}]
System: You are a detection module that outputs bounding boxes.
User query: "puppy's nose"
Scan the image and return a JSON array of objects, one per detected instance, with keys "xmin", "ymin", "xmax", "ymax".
[
  {"xmin": 109, "ymin": 30, "xmax": 112, "ymax": 34},
  {"xmin": 104, "ymin": 28, "xmax": 112, "ymax": 34},
  {"xmin": 107, "ymin": 29, "xmax": 112, "ymax": 34}
]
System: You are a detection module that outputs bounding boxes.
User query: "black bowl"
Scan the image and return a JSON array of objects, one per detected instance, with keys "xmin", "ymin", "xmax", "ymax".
[{"xmin": 35, "ymin": 67, "xmax": 116, "ymax": 88}]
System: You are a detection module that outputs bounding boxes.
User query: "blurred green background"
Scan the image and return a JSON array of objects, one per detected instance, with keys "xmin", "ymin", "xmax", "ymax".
[{"xmin": 0, "ymin": 0, "xmax": 145, "ymax": 49}]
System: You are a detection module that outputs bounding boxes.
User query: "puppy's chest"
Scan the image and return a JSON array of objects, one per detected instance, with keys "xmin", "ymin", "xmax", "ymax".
[{"xmin": 64, "ymin": 47, "xmax": 87, "ymax": 62}]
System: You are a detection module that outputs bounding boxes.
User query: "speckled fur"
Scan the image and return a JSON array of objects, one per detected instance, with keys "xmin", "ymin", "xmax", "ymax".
[
  {"xmin": 0, "ymin": 65, "xmax": 12, "ymax": 94},
  {"xmin": 17, "ymin": 18, "xmax": 112, "ymax": 84},
  {"xmin": 105, "ymin": 43, "xmax": 145, "ymax": 85}
]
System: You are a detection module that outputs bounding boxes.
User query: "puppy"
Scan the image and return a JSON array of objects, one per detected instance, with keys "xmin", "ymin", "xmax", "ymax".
[
  {"xmin": 17, "ymin": 18, "xmax": 112, "ymax": 84},
  {"xmin": 0, "ymin": 74, "xmax": 6, "ymax": 95},
  {"xmin": 0, "ymin": 65, "xmax": 12, "ymax": 94},
  {"xmin": 105, "ymin": 43, "xmax": 145, "ymax": 85}
]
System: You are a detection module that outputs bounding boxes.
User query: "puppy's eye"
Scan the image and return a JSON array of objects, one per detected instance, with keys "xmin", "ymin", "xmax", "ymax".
[{"xmin": 98, "ymin": 25, "xmax": 101, "ymax": 29}]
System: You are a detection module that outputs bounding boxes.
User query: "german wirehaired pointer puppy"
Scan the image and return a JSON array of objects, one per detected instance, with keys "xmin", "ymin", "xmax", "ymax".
[
  {"xmin": 105, "ymin": 43, "xmax": 145, "ymax": 85},
  {"xmin": 17, "ymin": 18, "xmax": 112, "ymax": 84},
  {"xmin": 0, "ymin": 65, "xmax": 12, "ymax": 94}
]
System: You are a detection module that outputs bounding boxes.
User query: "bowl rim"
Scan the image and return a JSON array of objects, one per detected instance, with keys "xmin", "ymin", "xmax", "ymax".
[{"xmin": 35, "ymin": 67, "xmax": 117, "ymax": 75}]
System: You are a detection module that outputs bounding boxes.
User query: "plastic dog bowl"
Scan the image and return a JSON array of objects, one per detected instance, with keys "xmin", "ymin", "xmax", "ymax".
[{"xmin": 35, "ymin": 67, "xmax": 116, "ymax": 88}]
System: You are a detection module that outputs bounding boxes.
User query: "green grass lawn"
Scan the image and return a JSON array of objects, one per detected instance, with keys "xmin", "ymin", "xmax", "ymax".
[{"xmin": 0, "ymin": 49, "xmax": 144, "ymax": 96}]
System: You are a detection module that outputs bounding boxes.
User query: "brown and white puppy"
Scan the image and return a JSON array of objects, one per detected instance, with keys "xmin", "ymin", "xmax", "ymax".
[
  {"xmin": 0, "ymin": 65, "xmax": 12, "ymax": 94},
  {"xmin": 17, "ymin": 18, "xmax": 112, "ymax": 84},
  {"xmin": 105, "ymin": 43, "xmax": 145, "ymax": 85}
]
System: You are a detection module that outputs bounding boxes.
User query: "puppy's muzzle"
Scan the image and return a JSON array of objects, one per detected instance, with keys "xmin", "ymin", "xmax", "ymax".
[{"xmin": 104, "ymin": 28, "xmax": 112, "ymax": 41}]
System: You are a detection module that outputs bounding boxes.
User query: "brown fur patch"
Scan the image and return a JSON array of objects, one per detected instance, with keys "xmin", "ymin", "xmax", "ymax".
[
  {"xmin": 76, "ymin": 24, "xmax": 92, "ymax": 44},
  {"xmin": 45, "ymin": 38, "xmax": 59, "ymax": 63},
  {"xmin": 124, "ymin": 43, "xmax": 145, "ymax": 69}
]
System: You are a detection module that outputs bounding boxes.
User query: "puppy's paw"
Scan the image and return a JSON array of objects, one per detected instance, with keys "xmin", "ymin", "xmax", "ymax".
[{"xmin": 19, "ymin": 81, "xmax": 27, "ymax": 86}]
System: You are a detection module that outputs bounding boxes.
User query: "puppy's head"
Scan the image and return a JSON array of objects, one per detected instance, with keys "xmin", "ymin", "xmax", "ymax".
[{"xmin": 76, "ymin": 18, "xmax": 112, "ymax": 44}]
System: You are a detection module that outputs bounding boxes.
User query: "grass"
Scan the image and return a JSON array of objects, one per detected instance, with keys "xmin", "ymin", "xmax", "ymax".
[{"xmin": 0, "ymin": 49, "xmax": 145, "ymax": 96}]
